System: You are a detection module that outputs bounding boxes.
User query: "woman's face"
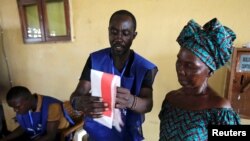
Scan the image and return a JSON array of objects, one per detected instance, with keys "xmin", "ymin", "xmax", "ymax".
[{"xmin": 176, "ymin": 48, "xmax": 211, "ymax": 88}]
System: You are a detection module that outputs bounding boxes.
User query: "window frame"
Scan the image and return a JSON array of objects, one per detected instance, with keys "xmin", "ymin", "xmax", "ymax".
[{"xmin": 17, "ymin": 0, "xmax": 71, "ymax": 43}]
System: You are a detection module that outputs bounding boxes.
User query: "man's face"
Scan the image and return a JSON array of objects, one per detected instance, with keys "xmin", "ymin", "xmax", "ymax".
[
  {"xmin": 109, "ymin": 15, "xmax": 137, "ymax": 56},
  {"xmin": 176, "ymin": 48, "xmax": 210, "ymax": 88},
  {"xmin": 8, "ymin": 97, "xmax": 30, "ymax": 114}
]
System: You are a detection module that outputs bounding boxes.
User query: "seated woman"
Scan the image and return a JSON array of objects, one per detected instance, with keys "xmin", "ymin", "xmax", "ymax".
[{"xmin": 159, "ymin": 18, "xmax": 240, "ymax": 141}]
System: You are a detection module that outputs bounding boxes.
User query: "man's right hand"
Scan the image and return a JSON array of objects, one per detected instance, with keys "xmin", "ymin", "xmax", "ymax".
[{"xmin": 72, "ymin": 94, "xmax": 109, "ymax": 118}]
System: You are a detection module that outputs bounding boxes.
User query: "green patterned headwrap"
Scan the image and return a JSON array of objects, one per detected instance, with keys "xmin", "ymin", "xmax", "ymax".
[{"xmin": 176, "ymin": 18, "xmax": 236, "ymax": 71}]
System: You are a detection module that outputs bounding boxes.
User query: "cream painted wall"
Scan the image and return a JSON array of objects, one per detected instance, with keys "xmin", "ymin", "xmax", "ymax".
[
  {"xmin": 1, "ymin": 0, "xmax": 250, "ymax": 140},
  {"xmin": 0, "ymin": 24, "xmax": 10, "ymax": 88}
]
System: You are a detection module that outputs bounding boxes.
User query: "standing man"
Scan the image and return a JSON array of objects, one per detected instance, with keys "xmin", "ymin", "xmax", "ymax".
[{"xmin": 70, "ymin": 10, "xmax": 158, "ymax": 141}]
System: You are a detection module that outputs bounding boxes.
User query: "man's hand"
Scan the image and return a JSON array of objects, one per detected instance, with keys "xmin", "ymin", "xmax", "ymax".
[
  {"xmin": 115, "ymin": 87, "xmax": 134, "ymax": 109},
  {"xmin": 72, "ymin": 94, "xmax": 109, "ymax": 118}
]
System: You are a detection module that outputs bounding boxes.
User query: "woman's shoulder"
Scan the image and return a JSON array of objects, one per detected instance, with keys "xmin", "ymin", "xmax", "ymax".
[
  {"xmin": 164, "ymin": 90, "xmax": 179, "ymax": 101},
  {"xmin": 207, "ymin": 88, "xmax": 231, "ymax": 109}
]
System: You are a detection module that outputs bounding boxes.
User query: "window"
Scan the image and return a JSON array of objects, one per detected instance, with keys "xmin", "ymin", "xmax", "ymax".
[{"xmin": 17, "ymin": 0, "xmax": 71, "ymax": 43}]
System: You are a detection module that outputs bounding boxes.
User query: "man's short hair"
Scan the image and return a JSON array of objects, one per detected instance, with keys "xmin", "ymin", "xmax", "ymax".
[
  {"xmin": 6, "ymin": 86, "xmax": 32, "ymax": 101},
  {"xmin": 109, "ymin": 10, "xmax": 137, "ymax": 31}
]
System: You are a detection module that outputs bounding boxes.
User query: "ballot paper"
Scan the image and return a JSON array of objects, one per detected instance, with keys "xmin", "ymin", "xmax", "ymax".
[{"xmin": 91, "ymin": 69, "xmax": 121, "ymax": 129}]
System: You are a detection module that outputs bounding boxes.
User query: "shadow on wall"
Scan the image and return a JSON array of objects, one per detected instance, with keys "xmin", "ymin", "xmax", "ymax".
[{"xmin": 0, "ymin": 103, "xmax": 11, "ymax": 137}]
